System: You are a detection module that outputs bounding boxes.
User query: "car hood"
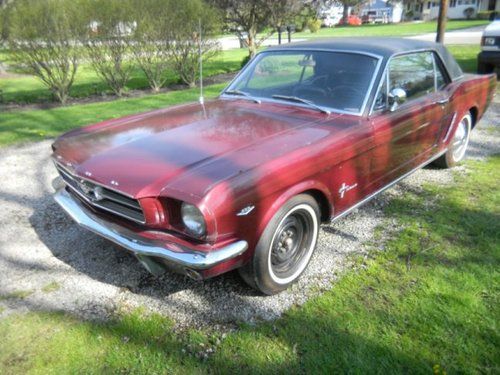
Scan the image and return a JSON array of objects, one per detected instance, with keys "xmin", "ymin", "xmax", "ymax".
[
  {"xmin": 53, "ymin": 99, "xmax": 340, "ymax": 199},
  {"xmin": 483, "ymin": 20, "xmax": 500, "ymax": 36}
]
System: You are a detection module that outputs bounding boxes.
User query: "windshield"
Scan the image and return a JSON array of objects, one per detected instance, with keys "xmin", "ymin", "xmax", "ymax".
[{"xmin": 224, "ymin": 50, "xmax": 379, "ymax": 114}]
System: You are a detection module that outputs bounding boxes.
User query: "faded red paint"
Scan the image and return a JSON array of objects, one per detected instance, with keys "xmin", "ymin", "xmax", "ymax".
[{"xmin": 52, "ymin": 72, "xmax": 496, "ymax": 279}]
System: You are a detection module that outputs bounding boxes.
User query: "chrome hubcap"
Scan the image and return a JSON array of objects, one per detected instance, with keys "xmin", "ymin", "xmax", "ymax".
[
  {"xmin": 452, "ymin": 117, "xmax": 470, "ymax": 162},
  {"xmin": 270, "ymin": 210, "xmax": 313, "ymax": 278}
]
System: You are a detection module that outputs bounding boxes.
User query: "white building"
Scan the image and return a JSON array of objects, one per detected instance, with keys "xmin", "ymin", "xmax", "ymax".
[
  {"xmin": 477, "ymin": 0, "xmax": 500, "ymax": 12},
  {"xmin": 407, "ymin": 0, "xmax": 499, "ymax": 20},
  {"xmin": 361, "ymin": 0, "xmax": 404, "ymax": 23},
  {"xmin": 318, "ymin": 3, "xmax": 347, "ymax": 26}
]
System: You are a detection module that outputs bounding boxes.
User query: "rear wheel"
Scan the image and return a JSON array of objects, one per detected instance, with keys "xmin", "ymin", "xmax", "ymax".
[
  {"xmin": 239, "ymin": 194, "xmax": 320, "ymax": 295},
  {"xmin": 433, "ymin": 113, "xmax": 471, "ymax": 169}
]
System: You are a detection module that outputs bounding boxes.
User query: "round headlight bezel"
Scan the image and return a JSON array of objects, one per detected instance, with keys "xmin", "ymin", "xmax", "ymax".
[{"xmin": 180, "ymin": 202, "xmax": 207, "ymax": 238}]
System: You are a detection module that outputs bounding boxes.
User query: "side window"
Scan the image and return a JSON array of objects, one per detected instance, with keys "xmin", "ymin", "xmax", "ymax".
[
  {"xmin": 433, "ymin": 54, "xmax": 448, "ymax": 90},
  {"xmin": 373, "ymin": 72, "xmax": 388, "ymax": 110},
  {"xmin": 389, "ymin": 52, "xmax": 435, "ymax": 101}
]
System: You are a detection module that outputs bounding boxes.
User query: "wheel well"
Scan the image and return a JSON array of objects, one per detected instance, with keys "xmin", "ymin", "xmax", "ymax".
[
  {"xmin": 469, "ymin": 107, "xmax": 478, "ymax": 129},
  {"xmin": 303, "ymin": 189, "xmax": 331, "ymax": 222}
]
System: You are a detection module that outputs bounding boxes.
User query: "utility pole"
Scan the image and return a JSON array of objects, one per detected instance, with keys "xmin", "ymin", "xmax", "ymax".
[{"xmin": 436, "ymin": 0, "xmax": 449, "ymax": 43}]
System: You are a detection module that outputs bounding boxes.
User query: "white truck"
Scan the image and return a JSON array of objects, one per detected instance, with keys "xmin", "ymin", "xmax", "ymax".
[{"xmin": 478, "ymin": 19, "xmax": 500, "ymax": 77}]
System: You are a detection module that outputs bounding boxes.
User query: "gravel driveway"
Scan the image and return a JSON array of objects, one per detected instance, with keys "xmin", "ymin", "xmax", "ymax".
[{"xmin": 1, "ymin": 98, "xmax": 498, "ymax": 329}]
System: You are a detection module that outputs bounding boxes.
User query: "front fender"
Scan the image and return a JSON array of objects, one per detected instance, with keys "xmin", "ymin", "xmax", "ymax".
[{"xmin": 256, "ymin": 179, "xmax": 333, "ymax": 239}]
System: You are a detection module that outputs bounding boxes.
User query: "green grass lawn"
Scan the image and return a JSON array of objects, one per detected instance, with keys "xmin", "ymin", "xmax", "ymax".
[
  {"xmin": 0, "ymin": 45, "xmax": 482, "ymax": 147},
  {"xmin": 0, "ymin": 83, "xmax": 226, "ymax": 145},
  {"xmin": 0, "ymin": 49, "xmax": 247, "ymax": 104},
  {"xmin": 447, "ymin": 44, "xmax": 481, "ymax": 73},
  {"xmin": 1, "ymin": 155, "xmax": 498, "ymax": 373},
  {"xmin": 294, "ymin": 19, "xmax": 489, "ymax": 38}
]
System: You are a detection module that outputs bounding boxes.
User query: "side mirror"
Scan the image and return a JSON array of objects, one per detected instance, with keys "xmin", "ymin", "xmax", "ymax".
[{"xmin": 388, "ymin": 88, "xmax": 407, "ymax": 112}]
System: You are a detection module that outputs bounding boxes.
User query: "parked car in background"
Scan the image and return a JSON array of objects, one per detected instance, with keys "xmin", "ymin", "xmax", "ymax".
[
  {"xmin": 321, "ymin": 15, "xmax": 342, "ymax": 27},
  {"xmin": 478, "ymin": 19, "xmax": 500, "ymax": 77},
  {"xmin": 337, "ymin": 15, "xmax": 362, "ymax": 26},
  {"xmin": 52, "ymin": 38, "xmax": 496, "ymax": 295},
  {"xmin": 362, "ymin": 11, "xmax": 389, "ymax": 24}
]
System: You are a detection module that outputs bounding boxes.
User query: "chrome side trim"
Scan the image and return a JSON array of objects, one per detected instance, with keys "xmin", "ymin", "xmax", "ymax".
[
  {"xmin": 54, "ymin": 188, "xmax": 248, "ymax": 270},
  {"xmin": 442, "ymin": 112, "xmax": 457, "ymax": 143},
  {"xmin": 331, "ymin": 148, "xmax": 447, "ymax": 222}
]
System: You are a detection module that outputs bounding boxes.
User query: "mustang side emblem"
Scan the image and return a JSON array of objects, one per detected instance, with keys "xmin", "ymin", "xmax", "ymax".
[
  {"xmin": 237, "ymin": 205, "xmax": 255, "ymax": 216},
  {"xmin": 339, "ymin": 182, "xmax": 358, "ymax": 199}
]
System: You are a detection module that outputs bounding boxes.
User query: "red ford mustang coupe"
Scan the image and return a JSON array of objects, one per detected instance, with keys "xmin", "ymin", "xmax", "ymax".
[{"xmin": 52, "ymin": 38, "xmax": 496, "ymax": 294}]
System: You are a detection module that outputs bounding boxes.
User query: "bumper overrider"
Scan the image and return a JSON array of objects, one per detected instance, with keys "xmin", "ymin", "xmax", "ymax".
[{"xmin": 54, "ymin": 188, "xmax": 248, "ymax": 279}]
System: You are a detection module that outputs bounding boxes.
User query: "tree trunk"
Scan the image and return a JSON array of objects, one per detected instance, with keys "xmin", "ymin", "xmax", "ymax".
[
  {"xmin": 342, "ymin": 3, "xmax": 349, "ymax": 25},
  {"xmin": 247, "ymin": 32, "xmax": 257, "ymax": 58},
  {"xmin": 436, "ymin": 0, "xmax": 449, "ymax": 43}
]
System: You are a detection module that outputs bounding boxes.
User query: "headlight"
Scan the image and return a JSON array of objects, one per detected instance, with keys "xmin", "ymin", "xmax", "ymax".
[
  {"xmin": 181, "ymin": 203, "xmax": 206, "ymax": 237},
  {"xmin": 484, "ymin": 37, "xmax": 496, "ymax": 46}
]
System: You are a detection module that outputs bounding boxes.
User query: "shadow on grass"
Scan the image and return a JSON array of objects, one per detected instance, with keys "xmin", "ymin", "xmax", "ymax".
[{"xmin": 0, "ymin": 303, "xmax": 434, "ymax": 373}]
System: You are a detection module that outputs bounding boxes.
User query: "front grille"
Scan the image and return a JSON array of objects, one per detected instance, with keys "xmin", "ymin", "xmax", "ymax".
[{"xmin": 55, "ymin": 163, "xmax": 145, "ymax": 224}]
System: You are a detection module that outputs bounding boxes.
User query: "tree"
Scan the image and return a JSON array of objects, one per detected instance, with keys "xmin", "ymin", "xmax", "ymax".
[
  {"xmin": 0, "ymin": 0, "xmax": 11, "ymax": 44},
  {"xmin": 211, "ymin": 0, "xmax": 306, "ymax": 58},
  {"xmin": 267, "ymin": 0, "xmax": 305, "ymax": 32},
  {"xmin": 338, "ymin": 0, "xmax": 364, "ymax": 25},
  {"xmin": 132, "ymin": 0, "xmax": 221, "ymax": 91},
  {"xmin": 82, "ymin": 0, "xmax": 135, "ymax": 97},
  {"xmin": 8, "ymin": 0, "xmax": 85, "ymax": 104},
  {"xmin": 436, "ymin": 0, "xmax": 448, "ymax": 43}
]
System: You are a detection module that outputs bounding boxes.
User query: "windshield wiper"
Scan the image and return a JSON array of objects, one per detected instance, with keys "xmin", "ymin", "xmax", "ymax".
[
  {"xmin": 272, "ymin": 95, "xmax": 330, "ymax": 115},
  {"xmin": 223, "ymin": 89, "xmax": 261, "ymax": 104}
]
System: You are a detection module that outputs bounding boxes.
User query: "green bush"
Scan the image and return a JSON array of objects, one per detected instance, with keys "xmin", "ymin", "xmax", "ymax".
[
  {"xmin": 477, "ymin": 10, "xmax": 495, "ymax": 20},
  {"xmin": 307, "ymin": 18, "xmax": 322, "ymax": 33},
  {"xmin": 241, "ymin": 54, "xmax": 251, "ymax": 68},
  {"xmin": 82, "ymin": 0, "xmax": 135, "ymax": 97},
  {"xmin": 167, "ymin": 0, "xmax": 221, "ymax": 88},
  {"xmin": 8, "ymin": 0, "xmax": 86, "ymax": 103}
]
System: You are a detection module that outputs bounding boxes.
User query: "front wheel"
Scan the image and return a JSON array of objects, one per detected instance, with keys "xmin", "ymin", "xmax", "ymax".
[
  {"xmin": 433, "ymin": 112, "xmax": 472, "ymax": 169},
  {"xmin": 239, "ymin": 194, "xmax": 320, "ymax": 295}
]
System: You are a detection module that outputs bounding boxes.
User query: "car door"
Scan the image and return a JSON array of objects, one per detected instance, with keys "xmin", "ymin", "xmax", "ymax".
[{"xmin": 368, "ymin": 51, "xmax": 449, "ymax": 190}]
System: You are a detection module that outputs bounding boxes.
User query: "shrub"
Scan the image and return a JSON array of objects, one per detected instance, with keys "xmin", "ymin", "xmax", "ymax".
[
  {"xmin": 129, "ymin": 0, "xmax": 172, "ymax": 92},
  {"xmin": 307, "ymin": 18, "xmax": 322, "ymax": 33},
  {"xmin": 477, "ymin": 10, "xmax": 496, "ymax": 20},
  {"xmin": 168, "ymin": 0, "xmax": 220, "ymax": 88},
  {"xmin": 241, "ymin": 54, "xmax": 251, "ymax": 68},
  {"xmin": 8, "ymin": 0, "xmax": 85, "ymax": 104},
  {"xmin": 82, "ymin": 0, "xmax": 135, "ymax": 97}
]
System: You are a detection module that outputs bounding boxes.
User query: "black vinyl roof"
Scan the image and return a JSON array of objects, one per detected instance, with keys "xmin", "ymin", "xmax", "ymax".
[{"xmin": 266, "ymin": 37, "xmax": 464, "ymax": 81}]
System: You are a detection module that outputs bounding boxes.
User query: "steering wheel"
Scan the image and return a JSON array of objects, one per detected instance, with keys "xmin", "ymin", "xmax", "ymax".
[
  {"xmin": 292, "ymin": 85, "xmax": 328, "ymax": 99},
  {"xmin": 330, "ymin": 85, "xmax": 363, "ymax": 98}
]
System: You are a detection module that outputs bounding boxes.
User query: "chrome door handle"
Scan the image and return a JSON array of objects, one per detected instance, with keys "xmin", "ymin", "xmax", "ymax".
[{"xmin": 435, "ymin": 98, "xmax": 449, "ymax": 105}]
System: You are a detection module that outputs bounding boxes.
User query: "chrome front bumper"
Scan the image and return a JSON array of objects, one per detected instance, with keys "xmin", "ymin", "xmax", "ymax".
[{"xmin": 54, "ymin": 188, "xmax": 248, "ymax": 275}]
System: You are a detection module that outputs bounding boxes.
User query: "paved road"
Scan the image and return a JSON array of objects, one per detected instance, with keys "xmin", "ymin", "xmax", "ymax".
[
  {"xmin": 219, "ymin": 26, "xmax": 486, "ymax": 50},
  {"xmin": 408, "ymin": 25, "xmax": 486, "ymax": 45}
]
